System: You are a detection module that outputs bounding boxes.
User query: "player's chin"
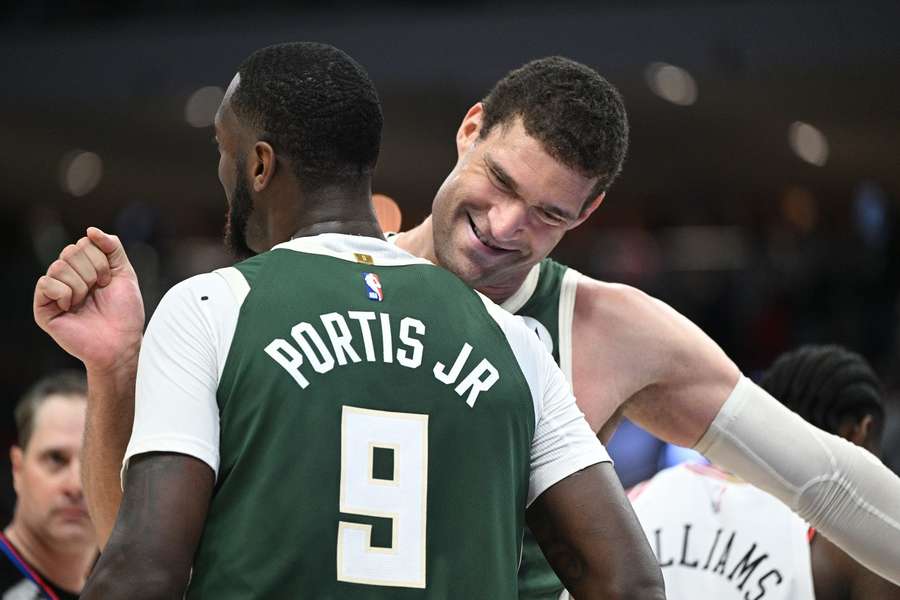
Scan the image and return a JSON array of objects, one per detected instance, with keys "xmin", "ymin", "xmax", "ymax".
[{"xmin": 457, "ymin": 251, "xmax": 518, "ymax": 288}]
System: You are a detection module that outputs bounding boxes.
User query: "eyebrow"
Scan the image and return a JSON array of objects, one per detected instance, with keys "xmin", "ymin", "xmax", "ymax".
[
  {"xmin": 38, "ymin": 447, "xmax": 69, "ymax": 458},
  {"xmin": 485, "ymin": 154, "xmax": 578, "ymax": 222}
]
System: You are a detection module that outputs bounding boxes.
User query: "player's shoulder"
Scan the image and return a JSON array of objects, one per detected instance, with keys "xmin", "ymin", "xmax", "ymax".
[
  {"xmin": 152, "ymin": 271, "xmax": 241, "ymax": 327},
  {"xmin": 569, "ymin": 273, "xmax": 670, "ymax": 342},
  {"xmin": 165, "ymin": 270, "xmax": 234, "ymax": 300},
  {"xmin": 575, "ymin": 273, "xmax": 658, "ymax": 313}
]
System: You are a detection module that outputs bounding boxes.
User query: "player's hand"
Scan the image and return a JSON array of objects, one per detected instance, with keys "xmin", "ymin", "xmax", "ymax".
[{"xmin": 34, "ymin": 227, "xmax": 145, "ymax": 373}]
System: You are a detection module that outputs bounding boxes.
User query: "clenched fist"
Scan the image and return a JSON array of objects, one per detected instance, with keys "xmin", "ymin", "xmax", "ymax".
[{"xmin": 34, "ymin": 227, "xmax": 145, "ymax": 373}]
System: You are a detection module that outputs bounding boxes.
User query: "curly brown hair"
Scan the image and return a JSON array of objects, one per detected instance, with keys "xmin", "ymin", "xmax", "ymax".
[{"xmin": 481, "ymin": 56, "xmax": 629, "ymax": 204}]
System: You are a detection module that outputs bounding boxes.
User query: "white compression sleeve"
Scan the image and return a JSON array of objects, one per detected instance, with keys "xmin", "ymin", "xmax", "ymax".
[{"xmin": 694, "ymin": 376, "xmax": 900, "ymax": 585}]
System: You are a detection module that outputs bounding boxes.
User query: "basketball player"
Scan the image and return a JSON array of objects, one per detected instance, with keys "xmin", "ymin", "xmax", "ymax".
[
  {"xmin": 35, "ymin": 43, "xmax": 663, "ymax": 599},
  {"xmin": 388, "ymin": 56, "xmax": 900, "ymax": 596},
  {"xmin": 626, "ymin": 345, "xmax": 900, "ymax": 600},
  {"xmin": 35, "ymin": 55, "xmax": 900, "ymax": 597}
]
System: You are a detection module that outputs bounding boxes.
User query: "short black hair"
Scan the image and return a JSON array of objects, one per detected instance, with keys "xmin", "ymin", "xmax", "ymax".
[
  {"xmin": 232, "ymin": 42, "xmax": 383, "ymax": 190},
  {"xmin": 481, "ymin": 56, "xmax": 629, "ymax": 203},
  {"xmin": 759, "ymin": 345, "xmax": 884, "ymax": 436},
  {"xmin": 15, "ymin": 370, "xmax": 87, "ymax": 450}
]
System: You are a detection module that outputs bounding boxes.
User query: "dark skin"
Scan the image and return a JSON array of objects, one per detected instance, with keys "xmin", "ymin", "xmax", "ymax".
[
  {"xmin": 810, "ymin": 416, "xmax": 900, "ymax": 600},
  {"xmin": 528, "ymin": 464, "xmax": 666, "ymax": 600},
  {"xmin": 81, "ymin": 454, "xmax": 212, "ymax": 599},
  {"xmin": 76, "ymin": 73, "xmax": 664, "ymax": 598},
  {"xmin": 812, "ymin": 536, "xmax": 900, "ymax": 600}
]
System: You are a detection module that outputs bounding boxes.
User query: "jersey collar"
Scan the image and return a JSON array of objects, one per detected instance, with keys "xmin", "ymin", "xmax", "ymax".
[
  {"xmin": 500, "ymin": 263, "xmax": 541, "ymax": 314},
  {"xmin": 272, "ymin": 233, "xmax": 434, "ymax": 267}
]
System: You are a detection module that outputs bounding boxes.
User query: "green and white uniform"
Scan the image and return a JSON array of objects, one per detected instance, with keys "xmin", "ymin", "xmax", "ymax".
[
  {"xmin": 499, "ymin": 258, "xmax": 583, "ymax": 600},
  {"xmin": 124, "ymin": 234, "xmax": 607, "ymax": 599}
]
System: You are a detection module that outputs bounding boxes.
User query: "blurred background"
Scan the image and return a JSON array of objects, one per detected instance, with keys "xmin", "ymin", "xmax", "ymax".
[{"xmin": 1, "ymin": 0, "xmax": 898, "ymax": 514}]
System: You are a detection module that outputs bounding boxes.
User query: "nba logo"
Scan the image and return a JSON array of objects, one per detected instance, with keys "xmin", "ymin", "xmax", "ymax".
[{"xmin": 363, "ymin": 272, "xmax": 384, "ymax": 302}]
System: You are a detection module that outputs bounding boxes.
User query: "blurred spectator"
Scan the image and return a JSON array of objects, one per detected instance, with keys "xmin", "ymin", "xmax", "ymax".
[{"xmin": 1, "ymin": 371, "xmax": 95, "ymax": 599}]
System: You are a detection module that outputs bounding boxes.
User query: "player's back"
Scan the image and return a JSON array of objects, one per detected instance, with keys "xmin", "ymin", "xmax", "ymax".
[
  {"xmin": 186, "ymin": 234, "xmax": 555, "ymax": 599},
  {"xmin": 628, "ymin": 463, "xmax": 815, "ymax": 600}
]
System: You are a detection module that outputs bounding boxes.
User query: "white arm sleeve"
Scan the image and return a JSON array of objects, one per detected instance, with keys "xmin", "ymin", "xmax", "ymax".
[
  {"xmin": 479, "ymin": 298, "xmax": 611, "ymax": 507},
  {"xmin": 122, "ymin": 272, "xmax": 240, "ymax": 484},
  {"xmin": 694, "ymin": 376, "xmax": 900, "ymax": 585}
]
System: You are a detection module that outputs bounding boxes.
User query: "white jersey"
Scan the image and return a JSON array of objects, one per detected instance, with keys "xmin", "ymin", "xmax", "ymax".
[{"xmin": 628, "ymin": 463, "xmax": 815, "ymax": 600}]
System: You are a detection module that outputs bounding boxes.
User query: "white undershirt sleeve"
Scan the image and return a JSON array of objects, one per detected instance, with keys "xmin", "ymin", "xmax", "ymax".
[
  {"xmin": 479, "ymin": 298, "xmax": 611, "ymax": 507},
  {"xmin": 695, "ymin": 376, "xmax": 900, "ymax": 585},
  {"xmin": 527, "ymin": 342, "xmax": 612, "ymax": 507},
  {"xmin": 122, "ymin": 272, "xmax": 240, "ymax": 486}
]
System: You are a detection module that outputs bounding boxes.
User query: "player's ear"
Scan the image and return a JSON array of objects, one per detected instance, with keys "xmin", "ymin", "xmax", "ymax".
[
  {"xmin": 456, "ymin": 103, "xmax": 485, "ymax": 158},
  {"xmin": 570, "ymin": 192, "xmax": 606, "ymax": 229},
  {"xmin": 10, "ymin": 446, "xmax": 22, "ymax": 494},
  {"xmin": 839, "ymin": 414, "xmax": 873, "ymax": 448},
  {"xmin": 854, "ymin": 415, "xmax": 875, "ymax": 447},
  {"xmin": 252, "ymin": 140, "xmax": 277, "ymax": 192}
]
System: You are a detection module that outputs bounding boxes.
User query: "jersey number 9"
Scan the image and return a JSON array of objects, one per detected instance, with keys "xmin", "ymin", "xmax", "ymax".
[{"xmin": 337, "ymin": 406, "xmax": 429, "ymax": 588}]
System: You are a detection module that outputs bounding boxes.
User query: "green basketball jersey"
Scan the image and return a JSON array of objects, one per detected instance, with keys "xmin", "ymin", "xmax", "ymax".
[
  {"xmin": 177, "ymin": 236, "xmax": 591, "ymax": 599},
  {"xmin": 500, "ymin": 258, "xmax": 581, "ymax": 600}
]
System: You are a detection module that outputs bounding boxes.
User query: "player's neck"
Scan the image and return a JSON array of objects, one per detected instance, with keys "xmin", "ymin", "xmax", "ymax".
[
  {"xmin": 4, "ymin": 522, "xmax": 94, "ymax": 593},
  {"xmin": 273, "ymin": 183, "xmax": 385, "ymax": 244},
  {"xmin": 393, "ymin": 218, "xmax": 439, "ymax": 264},
  {"xmin": 290, "ymin": 219, "xmax": 384, "ymax": 241}
]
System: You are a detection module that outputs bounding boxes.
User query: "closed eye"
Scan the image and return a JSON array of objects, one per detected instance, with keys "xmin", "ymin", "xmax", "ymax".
[
  {"xmin": 487, "ymin": 166, "xmax": 512, "ymax": 192},
  {"xmin": 536, "ymin": 207, "xmax": 567, "ymax": 226}
]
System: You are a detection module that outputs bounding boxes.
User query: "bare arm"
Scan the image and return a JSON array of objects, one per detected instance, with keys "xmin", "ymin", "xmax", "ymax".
[
  {"xmin": 33, "ymin": 227, "xmax": 145, "ymax": 549},
  {"xmin": 526, "ymin": 463, "xmax": 665, "ymax": 600},
  {"xmin": 571, "ymin": 279, "xmax": 739, "ymax": 445},
  {"xmin": 83, "ymin": 362, "xmax": 138, "ymax": 548},
  {"xmin": 81, "ymin": 452, "xmax": 213, "ymax": 599}
]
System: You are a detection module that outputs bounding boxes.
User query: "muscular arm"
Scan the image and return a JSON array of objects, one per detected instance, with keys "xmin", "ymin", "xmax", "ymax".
[
  {"xmin": 572, "ymin": 277, "xmax": 900, "ymax": 583},
  {"xmin": 83, "ymin": 361, "xmax": 138, "ymax": 549},
  {"xmin": 571, "ymin": 278, "xmax": 739, "ymax": 445},
  {"xmin": 81, "ymin": 453, "xmax": 213, "ymax": 599},
  {"xmin": 526, "ymin": 463, "xmax": 665, "ymax": 600}
]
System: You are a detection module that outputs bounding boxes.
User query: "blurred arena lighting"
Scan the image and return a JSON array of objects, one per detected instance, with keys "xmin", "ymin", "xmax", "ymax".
[
  {"xmin": 373, "ymin": 193, "xmax": 403, "ymax": 232},
  {"xmin": 589, "ymin": 228, "xmax": 662, "ymax": 282},
  {"xmin": 662, "ymin": 226, "xmax": 747, "ymax": 271},
  {"xmin": 788, "ymin": 121, "xmax": 828, "ymax": 166},
  {"xmin": 854, "ymin": 181, "xmax": 888, "ymax": 248},
  {"xmin": 29, "ymin": 206, "xmax": 69, "ymax": 266},
  {"xmin": 185, "ymin": 86, "xmax": 224, "ymax": 128},
  {"xmin": 645, "ymin": 62, "xmax": 698, "ymax": 106},
  {"xmin": 59, "ymin": 150, "xmax": 103, "ymax": 196},
  {"xmin": 781, "ymin": 186, "xmax": 818, "ymax": 233}
]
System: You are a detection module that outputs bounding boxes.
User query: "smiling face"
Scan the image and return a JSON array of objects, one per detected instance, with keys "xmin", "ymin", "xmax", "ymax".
[
  {"xmin": 431, "ymin": 104, "xmax": 604, "ymax": 296},
  {"xmin": 10, "ymin": 395, "xmax": 94, "ymax": 549}
]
